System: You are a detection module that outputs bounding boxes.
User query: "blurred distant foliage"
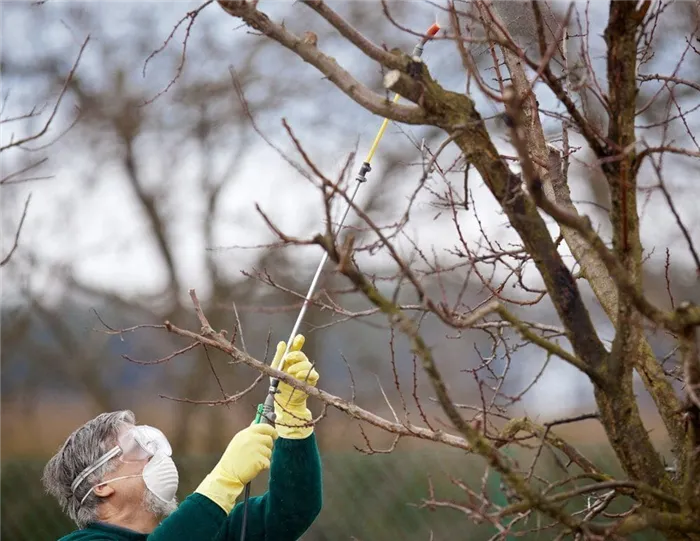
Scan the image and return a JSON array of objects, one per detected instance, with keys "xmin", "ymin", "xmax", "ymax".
[{"xmin": 0, "ymin": 445, "xmax": 666, "ymax": 541}]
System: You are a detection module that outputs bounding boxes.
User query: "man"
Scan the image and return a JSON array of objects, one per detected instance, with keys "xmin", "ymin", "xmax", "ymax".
[{"xmin": 43, "ymin": 335, "xmax": 322, "ymax": 540}]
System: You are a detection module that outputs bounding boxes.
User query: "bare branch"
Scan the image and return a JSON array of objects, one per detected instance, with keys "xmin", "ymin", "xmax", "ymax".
[
  {"xmin": 496, "ymin": 304, "xmax": 601, "ymax": 384},
  {"xmin": 0, "ymin": 36, "xmax": 89, "ymax": 153},
  {"xmin": 1, "ymin": 194, "xmax": 31, "ymax": 267},
  {"xmin": 217, "ymin": 0, "xmax": 426, "ymax": 124},
  {"xmin": 163, "ymin": 319, "xmax": 474, "ymax": 451},
  {"xmin": 0, "ymin": 157, "xmax": 48, "ymax": 185},
  {"xmin": 649, "ymin": 158, "xmax": 700, "ymax": 276},
  {"xmin": 123, "ymin": 341, "xmax": 201, "ymax": 365},
  {"xmin": 160, "ymin": 372, "xmax": 265, "ymax": 405},
  {"xmin": 141, "ymin": 0, "xmax": 214, "ymax": 105},
  {"xmin": 189, "ymin": 288, "xmax": 215, "ymax": 335},
  {"xmin": 300, "ymin": 0, "xmax": 404, "ymax": 70}
]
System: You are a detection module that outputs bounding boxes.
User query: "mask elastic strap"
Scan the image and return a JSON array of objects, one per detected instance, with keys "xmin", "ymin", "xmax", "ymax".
[
  {"xmin": 79, "ymin": 474, "xmax": 141, "ymax": 506},
  {"xmin": 71, "ymin": 446, "xmax": 122, "ymax": 494}
]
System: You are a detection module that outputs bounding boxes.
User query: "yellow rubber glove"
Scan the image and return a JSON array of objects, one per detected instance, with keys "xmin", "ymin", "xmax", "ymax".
[
  {"xmin": 273, "ymin": 334, "xmax": 319, "ymax": 440},
  {"xmin": 195, "ymin": 423, "xmax": 278, "ymax": 513}
]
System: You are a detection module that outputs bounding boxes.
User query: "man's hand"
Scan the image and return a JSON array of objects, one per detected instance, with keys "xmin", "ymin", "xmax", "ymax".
[
  {"xmin": 273, "ymin": 334, "xmax": 319, "ymax": 439},
  {"xmin": 222, "ymin": 423, "xmax": 278, "ymax": 484},
  {"xmin": 195, "ymin": 424, "xmax": 278, "ymax": 513}
]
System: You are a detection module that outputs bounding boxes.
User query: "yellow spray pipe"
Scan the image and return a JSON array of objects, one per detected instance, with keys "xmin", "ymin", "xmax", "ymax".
[{"xmin": 364, "ymin": 93, "xmax": 402, "ymax": 163}]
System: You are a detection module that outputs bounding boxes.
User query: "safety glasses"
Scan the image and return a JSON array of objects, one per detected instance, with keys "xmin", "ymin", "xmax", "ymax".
[{"xmin": 71, "ymin": 425, "xmax": 171, "ymax": 494}]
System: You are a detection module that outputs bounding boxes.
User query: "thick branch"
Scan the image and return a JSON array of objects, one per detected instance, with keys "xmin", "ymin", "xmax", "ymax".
[
  {"xmin": 603, "ymin": 1, "xmax": 647, "ymax": 402},
  {"xmin": 605, "ymin": 0, "xmax": 647, "ymax": 255},
  {"xmin": 612, "ymin": 509, "xmax": 700, "ymax": 536},
  {"xmin": 301, "ymin": 0, "xmax": 404, "ymax": 70},
  {"xmin": 682, "ymin": 326, "xmax": 700, "ymax": 411},
  {"xmin": 217, "ymin": 0, "xmax": 425, "ymax": 124}
]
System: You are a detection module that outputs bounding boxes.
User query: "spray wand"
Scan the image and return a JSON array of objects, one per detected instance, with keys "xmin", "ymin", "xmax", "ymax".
[{"xmin": 240, "ymin": 21, "xmax": 441, "ymax": 541}]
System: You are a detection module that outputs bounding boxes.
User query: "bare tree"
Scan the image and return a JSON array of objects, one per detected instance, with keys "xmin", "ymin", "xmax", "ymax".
[{"xmin": 126, "ymin": 1, "xmax": 700, "ymax": 538}]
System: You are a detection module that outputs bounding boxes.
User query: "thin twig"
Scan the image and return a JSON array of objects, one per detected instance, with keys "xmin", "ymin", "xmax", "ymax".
[
  {"xmin": 189, "ymin": 288, "xmax": 214, "ymax": 334},
  {"xmin": 141, "ymin": 0, "xmax": 214, "ymax": 105},
  {"xmin": 123, "ymin": 342, "xmax": 200, "ymax": 365},
  {"xmin": 0, "ymin": 37, "xmax": 89, "ymax": 152},
  {"xmin": 160, "ymin": 372, "xmax": 265, "ymax": 405},
  {"xmin": 649, "ymin": 158, "xmax": 700, "ymax": 276},
  {"xmin": 1, "ymin": 194, "xmax": 31, "ymax": 267},
  {"xmin": 203, "ymin": 344, "xmax": 229, "ymax": 409},
  {"xmin": 232, "ymin": 301, "xmax": 248, "ymax": 353}
]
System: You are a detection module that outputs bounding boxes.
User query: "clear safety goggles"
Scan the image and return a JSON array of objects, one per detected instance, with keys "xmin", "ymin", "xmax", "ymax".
[{"xmin": 71, "ymin": 425, "xmax": 172, "ymax": 494}]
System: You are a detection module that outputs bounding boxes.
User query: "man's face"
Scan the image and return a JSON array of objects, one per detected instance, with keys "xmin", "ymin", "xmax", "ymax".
[
  {"xmin": 93, "ymin": 424, "xmax": 178, "ymax": 520},
  {"xmin": 94, "ymin": 425, "xmax": 150, "ymax": 509},
  {"xmin": 103, "ymin": 454, "xmax": 150, "ymax": 505}
]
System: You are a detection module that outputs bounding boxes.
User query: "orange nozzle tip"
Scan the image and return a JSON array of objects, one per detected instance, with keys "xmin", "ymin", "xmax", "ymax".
[{"xmin": 426, "ymin": 23, "xmax": 441, "ymax": 37}]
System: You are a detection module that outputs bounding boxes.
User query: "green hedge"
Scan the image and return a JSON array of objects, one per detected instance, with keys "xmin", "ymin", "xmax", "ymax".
[{"xmin": 1, "ymin": 447, "xmax": 666, "ymax": 540}]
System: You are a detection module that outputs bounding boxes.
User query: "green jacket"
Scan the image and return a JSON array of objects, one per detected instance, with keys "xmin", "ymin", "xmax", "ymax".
[{"xmin": 59, "ymin": 435, "xmax": 322, "ymax": 541}]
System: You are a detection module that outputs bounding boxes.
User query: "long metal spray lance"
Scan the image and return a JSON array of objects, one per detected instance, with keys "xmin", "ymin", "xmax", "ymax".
[{"xmin": 240, "ymin": 21, "xmax": 440, "ymax": 541}]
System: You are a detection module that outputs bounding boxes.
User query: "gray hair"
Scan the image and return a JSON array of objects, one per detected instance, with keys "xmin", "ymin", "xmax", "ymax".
[{"xmin": 42, "ymin": 410, "xmax": 136, "ymax": 528}]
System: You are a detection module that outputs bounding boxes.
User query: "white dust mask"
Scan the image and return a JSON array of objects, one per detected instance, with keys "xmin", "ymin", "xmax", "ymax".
[
  {"xmin": 78, "ymin": 453, "xmax": 179, "ymax": 505},
  {"xmin": 142, "ymin": 451, "xmax": 179, "ymax": 502},
  {"xmin": 77, "ymin": 424, "xmax": 179, "ymax": 507}
]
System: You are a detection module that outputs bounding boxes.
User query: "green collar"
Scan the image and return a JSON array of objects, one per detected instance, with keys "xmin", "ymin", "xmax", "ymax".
[{"xmin": 85, "ymin": 521, "xmax": 148, "ymax": 540}]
